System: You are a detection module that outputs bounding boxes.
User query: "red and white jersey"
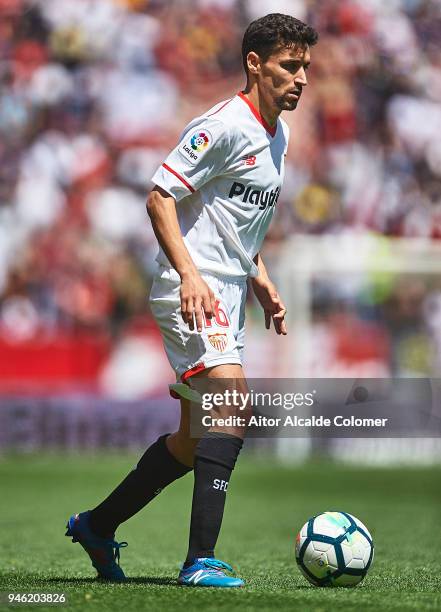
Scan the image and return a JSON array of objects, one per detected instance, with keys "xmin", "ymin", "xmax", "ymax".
[{"xmin": 151, "ymin": 92, "xmax": 289, "ymax": 278}]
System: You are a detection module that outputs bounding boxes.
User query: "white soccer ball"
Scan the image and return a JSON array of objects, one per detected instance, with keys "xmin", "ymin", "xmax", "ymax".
[{"xmin": 295, "ymin": 511, "xmax": 374, "ymax": 587}]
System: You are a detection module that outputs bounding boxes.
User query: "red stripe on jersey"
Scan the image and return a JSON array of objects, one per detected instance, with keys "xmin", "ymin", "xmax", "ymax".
[
  {"xmin": 162, "ymin": 163, "xmax": 195, "ymax": 193},
  {"xmin": 181, "ymin": 362, "xmax": 206, "ymax": 382},
  {"xmin": 207, "ymin": 98, "xmax": 233, "ymax": 117},
  {"xmin": 237, "ymin": 91, "xmax": 277, "ymax": 137}
]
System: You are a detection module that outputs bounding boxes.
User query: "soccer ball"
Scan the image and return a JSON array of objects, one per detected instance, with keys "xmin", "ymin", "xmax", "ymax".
[{"xmin": 295, "ymin": 511, "xmax": 374, "ymax": 587}]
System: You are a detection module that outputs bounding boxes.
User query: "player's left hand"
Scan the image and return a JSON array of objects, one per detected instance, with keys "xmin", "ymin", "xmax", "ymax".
[{"xmin": 251, "ymin": 276, "xmax": 287, "ymax": 335}]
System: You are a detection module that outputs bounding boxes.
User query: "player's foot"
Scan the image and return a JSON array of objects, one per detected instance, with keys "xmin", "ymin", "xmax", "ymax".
[
  {"xmin": 65, "ymin": 511, "xmax": 128, "ymax": 581},
  {"xmin": 178, "ymin": 558, "xmax": 244, "ymax": 587}
]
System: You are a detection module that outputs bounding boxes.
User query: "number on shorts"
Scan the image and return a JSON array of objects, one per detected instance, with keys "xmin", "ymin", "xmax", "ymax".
[{"xmin": 203, "ymin": 299, "xmax": 229, "ymax": 328}]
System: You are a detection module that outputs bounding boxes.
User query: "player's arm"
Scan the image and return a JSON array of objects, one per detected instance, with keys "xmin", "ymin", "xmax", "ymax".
[
  {"xmin": 146, "ymin": 186, "xmax": 216, "ymax": 332},
  {"xmin": 251, "ymin": 253, "xmax": 287, "ymax": 335}
]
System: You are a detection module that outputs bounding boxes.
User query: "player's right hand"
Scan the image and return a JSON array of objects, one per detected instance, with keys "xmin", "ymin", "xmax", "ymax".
[{"xmin": 180, "ymin": 273, "xmax": 216, "ymax": 332}]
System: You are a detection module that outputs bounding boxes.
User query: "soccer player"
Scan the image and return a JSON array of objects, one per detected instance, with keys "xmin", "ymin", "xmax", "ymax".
[{"xmin": 65, "ymin": 13, "xmax": 318, "ymax": 588}]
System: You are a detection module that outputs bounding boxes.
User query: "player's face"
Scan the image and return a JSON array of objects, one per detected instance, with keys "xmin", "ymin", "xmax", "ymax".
[{"xmin": 259, "ymin": 45, "xmax": 310, "ymax": 112}]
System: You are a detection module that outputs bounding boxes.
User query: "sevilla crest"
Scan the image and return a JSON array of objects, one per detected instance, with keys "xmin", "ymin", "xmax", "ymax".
[{"xmin": 208, "ymin": 333, "xmax": 228, "ymax": 352}]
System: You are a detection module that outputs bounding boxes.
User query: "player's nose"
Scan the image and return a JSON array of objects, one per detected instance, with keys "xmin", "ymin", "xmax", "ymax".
[{"xmin": 295, "ymin": 67, "xmax": 308, "ymax": 87}]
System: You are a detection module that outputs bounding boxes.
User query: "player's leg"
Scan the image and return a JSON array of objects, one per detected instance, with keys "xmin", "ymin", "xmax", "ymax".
[
  {"xmin": 65, "ymin": 398, "xmax": 196, "ymax": 580},
  {"xmin": 178, "ymin": 362, "xmax": 249, "ymax": 588},
  {"xmin": 88, "ymin": 398, "xmax": 195, "ymax": 537},
  {"xmin": 167, "ymin": 396, "xmax": 200, "ymax": 467}
]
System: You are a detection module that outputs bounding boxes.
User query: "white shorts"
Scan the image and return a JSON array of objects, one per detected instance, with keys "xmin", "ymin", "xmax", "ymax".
[{"xmin": 149, "ymin": 266, "xmax": 247, "ymax": 382}]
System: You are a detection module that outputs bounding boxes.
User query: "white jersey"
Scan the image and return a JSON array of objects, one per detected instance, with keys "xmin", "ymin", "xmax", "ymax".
[{"xmin": 151, "ymin": 92, "xmax": 289, "ymax": 278}]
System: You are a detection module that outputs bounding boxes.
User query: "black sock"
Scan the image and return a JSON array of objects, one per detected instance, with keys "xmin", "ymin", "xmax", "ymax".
[
  {"xmin": 89, "ymin": 434, "xmax": 192, "ymax": 537},
  {"xmin": 185, "ymin": 432, "xmax": 243, "ymax": 565}
]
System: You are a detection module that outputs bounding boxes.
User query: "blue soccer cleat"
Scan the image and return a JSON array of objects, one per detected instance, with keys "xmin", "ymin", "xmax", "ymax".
[
  {"xmin": 178, "ymin": 558, "xmax": 244, "ymax": 587},
  {"xmin": 65, "ymin": 511, "xmax": 128, "ymax": 581}
]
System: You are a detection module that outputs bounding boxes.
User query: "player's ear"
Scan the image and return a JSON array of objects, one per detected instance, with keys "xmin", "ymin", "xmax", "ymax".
[{"xmin": 247, "ymin": 52, "xmax": 261, "ymax": 76}]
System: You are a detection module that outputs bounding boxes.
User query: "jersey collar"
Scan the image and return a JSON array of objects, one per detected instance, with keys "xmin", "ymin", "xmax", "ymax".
[{"xmin": 237, "ymin": 91, "xmax": 277, "ymax": 138}]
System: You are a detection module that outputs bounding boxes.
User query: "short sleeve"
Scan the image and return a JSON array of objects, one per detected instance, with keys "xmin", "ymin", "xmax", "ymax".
[{"xmin": 151, "ymin": 117, "xmax": 230, "ymax": 202}]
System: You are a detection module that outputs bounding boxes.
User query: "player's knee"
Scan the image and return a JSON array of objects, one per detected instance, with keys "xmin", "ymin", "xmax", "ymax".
[{"xmin": 210, "ymin": 399, "xmax": 252, "ymax": 439}]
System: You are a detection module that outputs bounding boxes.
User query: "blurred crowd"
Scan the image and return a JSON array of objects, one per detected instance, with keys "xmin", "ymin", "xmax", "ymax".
[
  {"xmin": 308, "ymin": 274, "xmax": 441, "ymax": 378},
  {"xmin": 1, "ymin": 0, "xmax": 441, "ymax": 356}
]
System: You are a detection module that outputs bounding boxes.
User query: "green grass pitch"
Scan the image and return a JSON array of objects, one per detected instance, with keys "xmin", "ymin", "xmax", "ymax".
[{"xmin": 0, "ymin": 453, "xmax": 440, "ymax": 611}]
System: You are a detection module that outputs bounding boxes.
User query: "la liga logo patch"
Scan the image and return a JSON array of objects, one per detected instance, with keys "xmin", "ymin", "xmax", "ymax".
[
  {"xmin": 191, "ymin": 131, "xmax": 211, "ymax": 152},
  {"xmin": 179, "ymin": 128, "xmax": 213, "ymax": 164}
]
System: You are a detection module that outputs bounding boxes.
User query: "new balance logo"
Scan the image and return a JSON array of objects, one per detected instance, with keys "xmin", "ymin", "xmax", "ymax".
[
  {"xmin": 189, "ymin": 570, "xmax": 206, "ymax": 584},
  {"xmin": 229, "ymin": 181, "xmax": 280, "ymax": 210},
  {"xmin": 213, "ymin": 478, "xmax": 229, "ymax": 491},
  {"xmin": 242, "ymin": 154, "xmax": 256, "ymax": 166}
]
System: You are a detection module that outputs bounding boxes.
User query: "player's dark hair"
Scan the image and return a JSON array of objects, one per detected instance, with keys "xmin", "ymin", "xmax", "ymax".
[{"xmin": 242, "ymin": 13, "xmax": 318, "ymax": 74}]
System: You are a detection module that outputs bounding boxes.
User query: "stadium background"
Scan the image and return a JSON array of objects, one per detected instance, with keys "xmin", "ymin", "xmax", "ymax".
[{"xmin": 1, "ymin": 1, "xmax": 440, "ymax": 609}]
